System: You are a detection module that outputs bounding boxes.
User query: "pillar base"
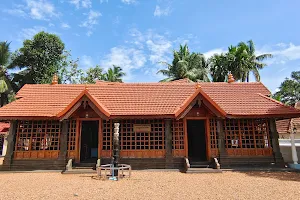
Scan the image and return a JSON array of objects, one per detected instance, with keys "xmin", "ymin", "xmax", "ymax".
[{"xmin": 288, "ymin": 163, "xmax": 300, "ymax": 170}]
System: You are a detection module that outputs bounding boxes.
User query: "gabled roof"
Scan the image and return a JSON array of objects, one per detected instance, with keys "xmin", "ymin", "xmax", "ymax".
[
  {"xmin": 56, "ymin": 88, "xmax": 110, "ymax": 119},
  {"xmin": 0, "ymin": 81, "xmax": 299, "ymax": 119}
]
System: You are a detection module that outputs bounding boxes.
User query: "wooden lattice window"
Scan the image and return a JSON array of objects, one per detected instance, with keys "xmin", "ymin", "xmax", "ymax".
[
  {"xmin": 224, "ymin": 119, "xmax": 240, "ymax": 148},
  {"xmin": 172, "ymin": 120, "xmax": 184, "ymax": 150},
  {"xmin": 102, "ymin": 120, "xmax": 112, "ymax": 151},
  {"xmin": 253, "ymin": 119, "xmax": 270, "ymax": 148},
  {"xmin": 209, "ymin": 119, "xmax": 218, "ymax": 149},
  {"xmin": 16, "ymin": 120, "xmax": 60, "ymax": 151},
  {"xmin": 224, "ymin": 119, "xmax": 271, "ymax": 149},
  {"xmin": 67, "ymin": 120, "xmax": 76, "ymax": 151},
  {"xmin": 119, "ymin": 119, "xmax": 164, "ymax": 150}
]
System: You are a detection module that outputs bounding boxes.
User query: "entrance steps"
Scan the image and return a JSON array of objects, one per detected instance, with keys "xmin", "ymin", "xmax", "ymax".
[
  {"xmin": 62, "ymin": 162, "xmax": 96, "ymax": 174},
  {"xmin": 185, "ymin": 159, "xmax": 222, "ymax": 173}
]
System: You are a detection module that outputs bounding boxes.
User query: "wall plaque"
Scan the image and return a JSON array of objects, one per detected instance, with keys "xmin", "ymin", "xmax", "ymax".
[{"xmin": 133, "ymin": 124, "xmax": 151, "ymax": 132}]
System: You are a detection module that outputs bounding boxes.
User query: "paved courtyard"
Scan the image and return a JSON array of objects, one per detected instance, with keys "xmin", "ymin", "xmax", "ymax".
[{"xmin": 0, "ymin": 170, "xmax": 300, "ymax": 200}]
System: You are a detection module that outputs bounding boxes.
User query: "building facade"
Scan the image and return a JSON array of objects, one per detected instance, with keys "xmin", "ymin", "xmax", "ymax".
[{"xmin": 0, "ymin": 77, "xmax": 300, "ymax": 170}]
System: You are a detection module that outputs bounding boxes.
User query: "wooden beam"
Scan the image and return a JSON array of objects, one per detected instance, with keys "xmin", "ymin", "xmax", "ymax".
[
  {"xmin": 60, "ymin": 101, "xmax": 82, "ymax": 121},
  {"xmin": 176, "ymin": 99, "xmax": 197, "ymax": 120}
]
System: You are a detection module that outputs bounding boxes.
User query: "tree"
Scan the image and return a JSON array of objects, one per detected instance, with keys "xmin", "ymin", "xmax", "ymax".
[
  {"xmin": 82, "ymin": 65, "xmax": 103, "ymax": 83},
  {"xmin": 0, "ymin": 41, "xmax": 14, "ymax": 106},
  {"xmin": 208, "ymin": 53, "xmax": 229, "ymax": 82},
  {"xmin": 209, "ymin": 40, "xmax": 272, "ymax": 82},
  {"xmin": 102, "ymin": 65, "xmax": 126, "ymax": 82},
  {"xmin": 58, "ymin": 51, "xmax": 84, "ymax": 84},
  {"xmin": 274, "ymin": 71, "xmax": 300, "ymax": 106},
  {"xmin": 9, "ymin": 31, "xmax": 65, "ymax": 89},
  {"xmin": 157, "ymin": 44, "xmax": 209, "ymax": 82}
]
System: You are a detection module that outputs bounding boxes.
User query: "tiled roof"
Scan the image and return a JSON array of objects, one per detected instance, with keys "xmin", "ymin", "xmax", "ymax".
[
  {"xmin": 0, "ymin": 81, "xmax": 299, "ymax": 119},
  {"xmin": 276, "ymin": 119, "xmax": 291, "ymax": 134},
  {"xmin": 0, "ymin": 122, "xmax": 9, "ymax": 133}
]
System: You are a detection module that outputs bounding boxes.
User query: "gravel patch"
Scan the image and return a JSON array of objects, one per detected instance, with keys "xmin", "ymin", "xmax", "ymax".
[{"xmin": 0, "ymin": 171, "xmax": 300, "ymax": 200}]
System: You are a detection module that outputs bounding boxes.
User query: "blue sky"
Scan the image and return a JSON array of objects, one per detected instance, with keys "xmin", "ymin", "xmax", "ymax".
[{"xmin": 1, "ymin": 0, "xmax": 300, "ymax": 92}]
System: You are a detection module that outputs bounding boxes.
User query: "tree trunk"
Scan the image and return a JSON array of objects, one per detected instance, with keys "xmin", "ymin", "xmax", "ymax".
[{"xmin": 0, "ymin": 93, "xmax": 4, "ymax": 107}]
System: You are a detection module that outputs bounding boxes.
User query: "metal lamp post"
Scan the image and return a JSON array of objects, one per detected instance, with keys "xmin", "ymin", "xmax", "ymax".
[{"xmin": 290, "ymin": 127, "xmax": 298, "ymax": 165}]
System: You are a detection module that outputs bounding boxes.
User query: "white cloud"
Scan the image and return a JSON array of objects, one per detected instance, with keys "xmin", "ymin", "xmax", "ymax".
[
  {"xmin": 80, "ymin": 10, "xmax": 101, "ymax": 36},
  {"xmin": 3, "ymin": 8, "xmax": 26, "ymax": 18},
  {"xmin": 26, "ymin": 0, "xmax": 58, "ymax": 20},
  {"xmin": 121, "ymin": 0, "xmax": 137, "ymax": 4},
  {"xmin": 82, "ymin": 0, "xmax": 92, "ymax": 8},
  {"xmin": 146, "ymin": 32, "xmax": 172, "ymax": 64},
  {"xmin": 203, "ymin": 48, "xmax": 226, "ymax": 59},
  {"xmin": 80, "ymin": 10, "xmax": 101, "ymax": 28},
  {"xmin": 257, "ymin": 43, "xmax": 300, "ymax": 65},
  {"xmin": 86, "ymin": 30, "xmax": 93, "ymax": 36},
  {"xmin": 48, "ymin": 23, "xmax": 55, "ymax": 27},
  {"xmin": 69, "ymin": 0, "xmax": 92, "ymax": 9},
  {"xmin": 5, "ymin": 0, "xmax": 58, "ymax": 20},
  {"xmin": 18, "ymin": 26, "xmax": 47, "ymax": 41},
  {"xmin": 61, "ymin": 23, "xmax": 71, "ymax": 29},
  {"xmin": 100, "ymin": 46, "xmax": 146, "ymax": 81},
  {"xmin": 81, "ymin": 55, "xmax": 94, "ymax": 68},
  {"xmin": 154, "ymin": 5, "xmax": 171, "ymax": 17},
  {"xmin": 100, "ymin": 0, "xmax": 108, "ymax": 3}
]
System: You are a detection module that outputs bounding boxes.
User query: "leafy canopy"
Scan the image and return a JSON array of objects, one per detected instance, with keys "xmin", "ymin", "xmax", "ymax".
[
  {"xmin": 158, "ymin": 44, "xmax": 209, "ymax": 82},
  {"xmin": 274, "ymin": 71, "xmax": 300, "ymax": 106},
  {"xmin": 9, "ymin": 31, "xmax": 65, "ymax": 88},
  {"xmin": 102, "ymin": 65, "xmax": 126, "ymax": 82},
  {"xmin": 209, "ymin": 40, "xmax": 272, "ymax": 82}
]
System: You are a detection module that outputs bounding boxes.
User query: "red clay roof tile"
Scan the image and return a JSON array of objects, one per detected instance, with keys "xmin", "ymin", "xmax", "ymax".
[{"xmin": 0, "ymin": 81, "xmax": 299, "ymax": 119}]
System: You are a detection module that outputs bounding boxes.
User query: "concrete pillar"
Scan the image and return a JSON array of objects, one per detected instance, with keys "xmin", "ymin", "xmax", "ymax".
[
  {"xmin": 290, "ymin": 130, "xmax": 298, "ymax": 164},
  {"xmin": 165, "ymin": 119, "xmax": 173, "ymax": 168},
  {"xmin": 59, "ymin": 120, "xmax": 68, "ymax": 161},
  {"xmin": 217, "ymin": 119, "xmax": 226, "ymax": 156},
  {"xmin": 3, "ymin": 121, "xmax": 17, "ymax": 167},
  {"xmin": 270, "ymin": 118, "xmax": 284, "ymax": 164},
  {"xmin": 2, "ymin": 133, "xmax": 8, "ymax": 156}
]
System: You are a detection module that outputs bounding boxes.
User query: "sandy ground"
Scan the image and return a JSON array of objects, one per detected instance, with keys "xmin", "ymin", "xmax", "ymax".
[{"xmin": 0, "ymin": 171, "xmax": 300, "ymax": 200}]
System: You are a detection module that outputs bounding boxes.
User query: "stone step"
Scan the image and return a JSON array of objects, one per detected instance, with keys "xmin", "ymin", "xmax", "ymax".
[
  {"xmin": 186, "ymin": 168, "xmax": 222, "ymax": 173},
  {"xmin": 63, "ymin": 168, "xmax": 96, "ymax": 174},
  {"xmin": 190, "ymin": 164, "xmax": 210, "ymax": 168}
]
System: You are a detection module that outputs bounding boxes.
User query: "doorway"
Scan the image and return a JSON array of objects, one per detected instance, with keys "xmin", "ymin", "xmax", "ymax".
[
  {"xmin": 80, "ymin": 121, "xmax": 99, "ymax": 163},
  {"xmin": 187, "ymin": 120, "xmax": 207, "ymax": 161}
]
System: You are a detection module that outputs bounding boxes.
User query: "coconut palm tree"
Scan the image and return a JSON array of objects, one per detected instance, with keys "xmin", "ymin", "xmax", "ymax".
[
  {"xmin": 0, "ymin": 41, "xmax": 12, "ymax": 106},
  {"xmin": 157, "ymin": 44, "xmax": 210, "ymax": 82},
  {"xmin": 102, "ymin": 65, "xmax": 126, "ymax": 82},
  {"xmin": 209, "ymin": 40, "xmax": 272, "ymax": 82},
  {"xmin": 243, "ymin": 40, "xmax": 272, "ymax": 82}
]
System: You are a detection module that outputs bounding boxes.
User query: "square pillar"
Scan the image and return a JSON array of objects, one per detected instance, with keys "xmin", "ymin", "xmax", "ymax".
[
  {"xmin": 270, "ymin": 118, "xmax": 284, "ymax": 165},
  {"xmin": 3, "ymin": 121, "xmax": 17, "ymax": 168},
  {"xmin": 58, "ymin": 120, "xmax": 68, "ymax": 162},
  {"xmin": 165, "ymin": 119, "xmax": 173, "ymax": 168}
]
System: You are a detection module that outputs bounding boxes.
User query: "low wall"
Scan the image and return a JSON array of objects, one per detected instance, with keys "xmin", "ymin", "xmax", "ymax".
[{"xmin": 279, "ymin": 139, "xmax": 300, "ymax": 163}]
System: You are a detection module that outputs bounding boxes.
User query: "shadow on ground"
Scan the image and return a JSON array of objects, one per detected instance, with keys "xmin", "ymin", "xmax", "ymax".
[{"xmin": 238, "ymin": 171, "xmax": 300, "ymax": 182}]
